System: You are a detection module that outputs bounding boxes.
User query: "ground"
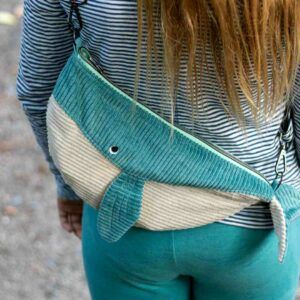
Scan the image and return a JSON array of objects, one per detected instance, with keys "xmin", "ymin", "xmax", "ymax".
[
  {"xmin": 0, "ymin": 1, "xmax": 89, "ymax": 299},
  {"xmin": 0, "ymin": 1, "xmax": 299, "ymax": 299}
]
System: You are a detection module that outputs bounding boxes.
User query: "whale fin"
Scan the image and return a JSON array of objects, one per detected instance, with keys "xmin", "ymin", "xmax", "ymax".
[{"xmin": 96, "ymin": 171, "xmax": 145, "ymax": 242}]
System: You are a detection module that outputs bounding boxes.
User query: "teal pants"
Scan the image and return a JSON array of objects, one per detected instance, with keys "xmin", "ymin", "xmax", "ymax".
[{"xmin": 82, "ymin": 202, "xmax": 300, "ymax": 300}]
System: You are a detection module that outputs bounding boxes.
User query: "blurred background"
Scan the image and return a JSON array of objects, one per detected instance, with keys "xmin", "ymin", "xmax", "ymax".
[
  {"xmin": 0, "ymin": 1, "xmax": 299, "ymax": 299},
  {"xmin": 0, "ymin": 1, "xmax": 89, "ymax": 299}
]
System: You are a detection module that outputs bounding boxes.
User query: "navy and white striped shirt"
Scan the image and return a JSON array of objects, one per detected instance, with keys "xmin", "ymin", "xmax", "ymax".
[{"xmin": 16, "ymin": 0, "xmax": 300, "ymax": 229}]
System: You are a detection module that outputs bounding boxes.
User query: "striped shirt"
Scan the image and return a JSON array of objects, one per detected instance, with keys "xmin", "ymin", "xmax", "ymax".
[{"xmin": 16, "ymin": 0, "xmax": 300, "ymax": 229}]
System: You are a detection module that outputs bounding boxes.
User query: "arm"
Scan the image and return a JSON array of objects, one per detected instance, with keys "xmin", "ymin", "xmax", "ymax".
[
  {"xmin": 292, "ymin": 65, "xmax": 300, "ymax": 168},
  {"xmin": 16, "ymin": 0, "xmax": 81, "ymax": 200}
]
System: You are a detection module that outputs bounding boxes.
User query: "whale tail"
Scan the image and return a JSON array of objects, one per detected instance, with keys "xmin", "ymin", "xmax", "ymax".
[{"xmin": 97, "ymin": 171, "xmax": 145, "ymax": 242}]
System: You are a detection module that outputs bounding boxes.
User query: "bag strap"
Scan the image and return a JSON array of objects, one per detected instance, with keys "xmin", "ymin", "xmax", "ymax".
[
  {"xmin": 273, "ymin": 100, "xmax": 293, "ymax": 190},
  {"xmin": 67, "ymin": 0, "xmax": 87, "ymax": 45},
  {"xmin": 278, "ymin": 102, "xmax": 292, "ymax": 137}
]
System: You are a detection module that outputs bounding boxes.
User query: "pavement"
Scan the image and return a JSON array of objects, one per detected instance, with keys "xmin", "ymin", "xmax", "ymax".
[{"xmin": 0, "ymin": 1, "xmax": 89, "ymax": 299}]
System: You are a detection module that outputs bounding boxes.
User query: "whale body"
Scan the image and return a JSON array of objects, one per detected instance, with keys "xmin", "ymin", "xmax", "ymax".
[{"xmin": 47, "ymin": 41, "xmax": 300, "ymax": 260}]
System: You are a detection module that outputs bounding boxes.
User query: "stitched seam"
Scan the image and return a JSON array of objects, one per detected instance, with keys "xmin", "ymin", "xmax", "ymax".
[{"xmin": 171, "ymin": 230, "xmax": 179, "ymax": 271}]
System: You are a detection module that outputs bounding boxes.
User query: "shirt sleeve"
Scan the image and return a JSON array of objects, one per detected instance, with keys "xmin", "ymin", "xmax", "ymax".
[
  {"xmin": 292, "ymin": 65, "xmax": 300, "ymax": 168},
  {"xmin": 16, "ymin": 0, "xmax": 81, "ymax": 200}
]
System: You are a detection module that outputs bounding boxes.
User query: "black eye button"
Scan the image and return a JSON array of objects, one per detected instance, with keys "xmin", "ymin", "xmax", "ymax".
[{"xmin": 109, "ymin": 146, "xmax": 119, "ymax": 154}]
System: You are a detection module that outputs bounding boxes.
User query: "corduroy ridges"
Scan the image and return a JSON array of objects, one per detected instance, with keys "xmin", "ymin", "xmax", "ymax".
[
  {"xmin": 46, "ymin": 38, "xmax": 300, "ymax": 263},
  {"xmin": 46, "ymin": 96, "xmax": 263, "ymax": 230}
]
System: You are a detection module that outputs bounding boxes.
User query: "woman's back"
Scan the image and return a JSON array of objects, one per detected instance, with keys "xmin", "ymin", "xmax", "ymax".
[
  {"xmin": 17, "ymin": 0, "xmax": 300, "ymax": 229},
  {"xmin": 62, "ymin": 0, "xmax": 300, "ymax": 186}
]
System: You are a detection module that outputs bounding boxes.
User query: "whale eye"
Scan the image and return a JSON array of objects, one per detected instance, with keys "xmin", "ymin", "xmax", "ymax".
[{"xmin": 109, "ymin": 145, "xmax": 119, "ymax": 154}]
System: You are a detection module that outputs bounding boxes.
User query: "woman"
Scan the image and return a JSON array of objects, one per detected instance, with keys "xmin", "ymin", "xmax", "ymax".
[{"xmin": 16, "ymin": 0, "xmax": 300, "ymax": 299}]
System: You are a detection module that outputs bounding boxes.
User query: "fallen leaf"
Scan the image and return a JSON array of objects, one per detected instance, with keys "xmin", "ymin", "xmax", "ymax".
[{"xmin": 3, "ymin": 205, "xmax": 18, "ymax": 216}]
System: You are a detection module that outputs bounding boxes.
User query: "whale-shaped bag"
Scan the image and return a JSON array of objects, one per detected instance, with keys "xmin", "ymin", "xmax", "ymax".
[{"xmin": 46, "ymin": 0, "xmax": 300, "ymax": 264}]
